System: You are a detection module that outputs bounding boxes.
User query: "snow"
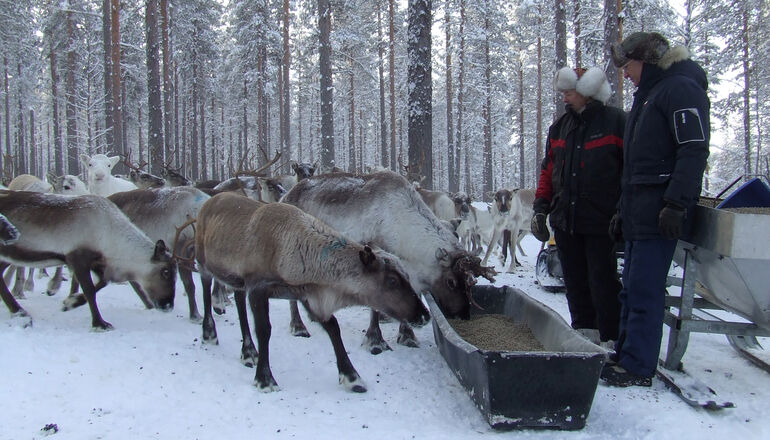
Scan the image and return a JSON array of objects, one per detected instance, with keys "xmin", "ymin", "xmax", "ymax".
[{"xmin": 2, "ymin": 235, "xmax": 770, "ymax": 440}]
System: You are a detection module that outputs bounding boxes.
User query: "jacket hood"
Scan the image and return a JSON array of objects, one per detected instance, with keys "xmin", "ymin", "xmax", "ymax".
[{"xmin": 661, "ymin": 46, "xmax": 709, "ymax": 92}]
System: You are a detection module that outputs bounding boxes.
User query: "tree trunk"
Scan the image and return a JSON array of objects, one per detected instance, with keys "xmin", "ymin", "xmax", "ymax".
[
  {"xmin": 554, "ymin": 0, "xmax": 567, "ymax": 119},
  {"xmin": 536, "ymin": 9, "xmax": 543, "ymax": 175},
  {"xmin": 161, "ymin": 0, "xmax": 173, "ymax": 168},
  {"xmin": 49, "ymin": 50, "xmax": 64, "ymax": 175},
  {"xmin": 604, "ymin": 0, "xmax": 622, "ymax": 107},
  {"xmin": 3, "ymin": 58, "xmax": 11, "ymax": 174},
  {"xmin": 200, "ymin": 96, "xmax": 207, "ymax": 180},
  {"xmin": 741, "ymin": 4, "xmax": 751, "ymax": 177},
  {"xmin": 407, "ymin": 0, "xmax": 433, "ymax": 188},
  {"xmin": 29, "ymin": 110, "xmax": 36, "ymax": 177},
  {"xmin": 388, "ymin": 0, "xmax": 397, "ymax": 171},
  {"xmin": 103, "ymin": 0, "xmax": 114, "ymax": 154},
  {"xmin": 110, "ymin": 0, "xmax": 124, "ymax": 170},
  {"xmin": 65, "ymin": 7, "xmax": 78, "ymax": 174},
  {"xmin": 456, "ymin": 0, "xmax": 465, "ymax": 193},
  {"xmin": 15, "ymin": 62, "xmax": 26, "ymax": 174},
  {"xmin": 282, "ymin": 0, "xmax": 291, "ymax": 168},
  {"xmin": 242, "ymin": 79, "xmax": 248, "ymax": 165},
  {"xmin": 482, "ymin": 2, "xmax": 493, "ymax": 196},
  {"xmin": 318, "ymin": 0, "xmax": 335, "ymax": 170},
  {"xmin": 348, "ymin": 61, "xmax": 356, "ymax": 172},
  {"xmin": 377, "ymin": 0, "xmax": 388, "ymax": 168},
  {"xmin": 446, "ymin": 0, "xmax": 456, "ymax": 192},
  {"xmin": 574, "ymin": 0, "xmax": 582, "ymax": 67},
  {"xmin": 146, "ymin": 0, "xmax": 164, "ymax": 174},
  {"xmin": 518, "ymin": 55, "xmax": 525, "ymax": 188}
]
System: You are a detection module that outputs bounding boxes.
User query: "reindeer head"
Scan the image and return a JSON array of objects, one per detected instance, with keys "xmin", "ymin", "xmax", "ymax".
[
  {"xmin": 128, "ymin": 169, "xmax": 166, "ymax": 189},
  {"xmin": 291, "ymin": 161, "xmax": 316, "ymax": 181},
  {"xmin": 490, "ymin": 189, "xmax": 515, "ymax": 216},
  {"xmin": 161, "ymin": 167, "xmax": 192, "ymax": 187},
  {"xmin": 139, "ymin": 240, "xmax": 177, "ymax": 311},
  {"xmin": 452, "ymin": 191, "xmax": 472, "ymax": 220},
  {"xmin": 81, "ymin": 153, "xmax": 120, "ymax": 183},
  {"xmin": 433, "ymin": 248, "xmax": 497, "ymax": 318},
  {"xmin": 358, "ymin": 245, "xmax": 430, "ymax": 327}
]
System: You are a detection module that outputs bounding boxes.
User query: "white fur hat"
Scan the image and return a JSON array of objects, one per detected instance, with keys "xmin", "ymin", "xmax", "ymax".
[{"xmin": 554, "ymin": 66, "xmax": 612, "ymax": 105}]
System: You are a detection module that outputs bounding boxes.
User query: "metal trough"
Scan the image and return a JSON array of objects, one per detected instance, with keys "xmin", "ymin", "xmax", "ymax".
[
  {"xmin": 427, "ymin": 285, "xmax": 606, "ymax": 430},
  {"xmin": 666, "ymin": 197, "xmax": 770, "ymax": 371}
]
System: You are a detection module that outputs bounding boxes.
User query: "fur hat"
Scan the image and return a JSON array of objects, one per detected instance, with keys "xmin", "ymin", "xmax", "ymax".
[
  {"xmin": 554, "ymin": 66, "xmax": 612, "ymax": 104},
  {"xmin": 611, "ymin": 32, "xmax": 670, "ymax": 67}
]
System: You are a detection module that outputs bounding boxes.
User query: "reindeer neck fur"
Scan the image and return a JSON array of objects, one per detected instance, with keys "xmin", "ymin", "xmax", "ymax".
[
  {"xmin": 282, "ymin": 171, "xmax": 463, "ymax": 291},
  {"xmin": 0, "ymin": 191, "xmax": 159, "ymax": 282},
  {"xmin": 108, "ymin": 187, "xmax": 209, "ymax": 249}
]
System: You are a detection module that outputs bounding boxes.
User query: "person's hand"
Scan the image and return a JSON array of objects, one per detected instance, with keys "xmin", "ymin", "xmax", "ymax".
[
  {"xmin": 658, "ymin": 204, "xmax": 685, "ymax": 240},
  {"xmin": 530, "ymin": 213, "xmax": 550, "ymax": 242},
  {"xmin": 608, "ymin": 212, "xmax": 624, "ymax": 243}
]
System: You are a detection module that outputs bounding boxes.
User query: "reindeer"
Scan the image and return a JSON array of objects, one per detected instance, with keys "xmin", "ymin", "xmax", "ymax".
[
  {"xmin": 161, "ymin": 165, "xmax": 192, "ymax": 187},
  {"xmin": 80, "ymin": 153, "xmax": 138, "ymax": 197},
  {"xmin": 195, "ymin": 193, "xmax": 429, "ymax": 392},
  {"xmin": 414, "ymin": 185, "xmax": 456, "ymax": 222},
  {"xmin": 481, "ymin": 188, "xmax": 533, "ymax": 273},
  {"xmin": 120, "ymin": 154, "xmax": 166, "ymax": 189},
  {"xmin": 282, "ymin": 171, "xmax": 495, "ymax": 353},
  {"xmin": 0, "ymin": 190, "xmax": 176, "ymax": 329},
  {"xmin": 47, "ymin": 173, "xmax": 90, "ymax": 196}
]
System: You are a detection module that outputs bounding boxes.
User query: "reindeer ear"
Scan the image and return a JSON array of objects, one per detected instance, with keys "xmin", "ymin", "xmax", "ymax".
[
  {"xmin": 80, "ymin": 154, "xmax": 90, "ymax": 167},
  {"xmin": 109, "ymin": 156, "xmax": 120, "ymax": 168},
  {"xmin": 153, "ymin": 240, "xmax": 170, "ymax": 261},
  {"xmin": 359, "ymin": 245, "xmax": 377, "ymax": 267}
]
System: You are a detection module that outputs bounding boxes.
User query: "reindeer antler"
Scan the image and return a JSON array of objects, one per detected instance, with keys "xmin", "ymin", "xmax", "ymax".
[
  {"xmin": 453, "ymin": 255, "xmax": 497, "ymax": 310},
  {"xmin": 122, "ymin": 151, "xmax": 148, "ymax": 173},
  {"xmin": 234, "ymin": 151, "xmax": 282, "ymax": 200},
  {"xmin": 172, "ymin": 216, "xmax": 198, "ymax": 272}
]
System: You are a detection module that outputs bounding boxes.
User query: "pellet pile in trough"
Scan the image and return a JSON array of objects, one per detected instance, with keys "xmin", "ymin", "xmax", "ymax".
[{"xmin": 448, "ymin": 314, "xmax": 546, "ymax": 352}]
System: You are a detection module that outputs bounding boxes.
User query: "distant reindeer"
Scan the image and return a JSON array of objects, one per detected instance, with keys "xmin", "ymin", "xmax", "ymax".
[
  {"xmin": 0, "ymin": 190, "xmax": 176, "ymax": 329},
  {"xmin": 271, "ymin": 161, "xmax": 317, "ymax": 194},
  {"xmin": 282, "ymin": 171, "xmax": 495, "ymax": 353},
  {"xmin": 481, "ymin": 188, "xmax": 533, "ymax": 273},
  {"xmin": 80, "ymin": 153, "xmax": 138, "ymax": 197},
  {"xmin": 47, "ymin": 173, "xmax": 90, "ymax": 196},
  {"xmin": 195, "ymin": 193, "xmax": 429, "ymax": 392},
  {"xmin": 120, "ymin": 154, "xmax": 166, "ymax": 189},
  {"xmin": 161, "ymin": 165, "xmax": 192, "ymax": 187}
]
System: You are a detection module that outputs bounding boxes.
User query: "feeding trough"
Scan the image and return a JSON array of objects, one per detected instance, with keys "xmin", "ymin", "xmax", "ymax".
[{"xmin": 426, "ymin": 285, "xmax": 606, "ymax": 431}]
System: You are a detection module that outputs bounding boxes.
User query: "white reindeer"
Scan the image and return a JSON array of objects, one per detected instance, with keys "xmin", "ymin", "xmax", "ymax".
[
  {"xmin": 47, "ymin": 173, "xmax": 90, "ymax": 196},
  {"xmin": 195, "ymin": 193, "xmax": 429, "ymax": 392},
  {"xmin": 282, "ymin": 171, "xmax": 495, "ymax": 353},
  {"xmin": 0, "ymin": 190, "xmax": 176, "ymax": 329},
  {"xmin": 80, "ymin": 153, "xmax": 138, "ymax": 197}
]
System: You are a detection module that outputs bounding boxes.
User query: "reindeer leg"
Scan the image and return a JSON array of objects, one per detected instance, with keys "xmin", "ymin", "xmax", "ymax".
[
  {"xmin": 313, "ymin": 308, "xmax": 366, "ymax": 393},
  {"xmin": 363, "ymin": 309, "xmax": 392, "ymax": 355},
  {"xmin": 506, "ymin": 227, "xmax": 519, "ymax": 273},
  {"xmin": 0, "ymin": 263, "xmax": 31, "ymax": 327},
  {"xmin": 248, "ymin": 288, "xmax": 279, "ymax": 392},
  {"xmin": 212, "ymin": 281, "xmax": 227, "ymax": 315},
  {"xmin": 179, "ymin": 267, "xmax": 202, "ymax": 322},
  {"xmin": 45, "ymin": 266, "xmax": 64, "ymax": 296},
  {"xmin": 23, "ymin": 268, "xmax": 35, "ymax": 292},
  {"xmin": 200, "ymin": 272, "xmax": 218, "ymax": 344},
  {"xmin": 516, "ymin": 230, "xmax": 528, "ymax": 257},
  {"xmin": 234, "ymin": 289, "xmax": 258, "ymax": 368},
  {"xmin": 501, "ymin": 230, "xmax": 511, "ymax": 265},
  {"xmin": 11, "ymin": 266, "xmax": 25, "ymax": 299},
  {"xmin": 396, "ymin": 322, "xmax": 419, "ymax": 348},
  {"xmin": 482, "ymin": 229, "xmax": 501, "ymax": 266},
  {"xmin": 67, "ymin": 253, "xmax": 112, "ymax": 330},
  {"xmin": 62, "ymin": 277, "xmax": 87, "ymax": 311},
  {"xmin": 289, "ymin": 300, "xmax": 310, "ymax": 337}
]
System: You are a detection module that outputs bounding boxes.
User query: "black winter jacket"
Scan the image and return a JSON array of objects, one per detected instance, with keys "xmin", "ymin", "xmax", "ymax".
[
  {"xmin": 534, "ymin": 100, "xmax": 626, "ymax": 235},
  {"xmin": 620, "ymin": 46, "xmax": 710, "ymax": 240}
]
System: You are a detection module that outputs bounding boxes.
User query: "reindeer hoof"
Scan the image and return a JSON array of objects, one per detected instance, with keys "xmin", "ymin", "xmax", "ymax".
[
  {"xmin": 62, "ymin": 294, "xmax": 87, "ymax": 311},
  {"xmin": 10, "ymin": 310, "xmax": 32, "ymax": 328},
  {"xmin": 45, "ymin": 289, "xmax": 57, "ymax": 297},
  {"xmin": 213, "ymin": 306, "xmax": 226, "ymax": 316},
  {"xmin": 255, "ymin": 375, "xmax": 279, "ymax": 392},
  {"xmin": 340, "ymin": 374, "xmax": 367, "ymax": 393},
  {"xmin": 188, "ymin": 312, "xmax": 203, "ymax": 323},
  {"xmin": 290, "ymin": 323, "xmax": 310, "ymax": 338},
  {"xmin": 364, "ymin": 339, "xmax": 392, "ymax": 355},
  {"xmin": 92, "ymin": 321, "xmax": 114, "ymax": 331},
  {"xmin": 397, "ymin": 335, "xmax": 420, "ymax": 348}
]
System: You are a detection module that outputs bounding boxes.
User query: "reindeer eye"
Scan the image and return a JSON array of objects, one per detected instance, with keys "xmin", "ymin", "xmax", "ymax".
[{"xmin": 161, "ymin": 269, "xmax": 171, "ymax": 279}]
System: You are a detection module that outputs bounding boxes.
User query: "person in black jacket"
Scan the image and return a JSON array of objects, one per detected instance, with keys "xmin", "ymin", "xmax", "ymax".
[
  {"xmin": 531, "ymin": 67, "xmax": 625, "ymax": 348},
  {"xmin": 601, "ymin": 32, "xmax": 710, "ymax": 387}
]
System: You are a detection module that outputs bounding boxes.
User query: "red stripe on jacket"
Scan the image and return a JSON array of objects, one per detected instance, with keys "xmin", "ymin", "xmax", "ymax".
[{"xmin": 584, "ymin": 134, "xmax": 623, "ymax": 150}]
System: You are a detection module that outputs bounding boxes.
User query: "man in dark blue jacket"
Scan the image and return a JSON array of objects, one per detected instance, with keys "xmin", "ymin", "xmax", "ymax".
[
  {"xmin": 531, "ymin": 67, "xmax": 625, "ymax": 347},
  {"xmin": 602, "ymin": 32, "xmax": 710, "ymax": 387}
]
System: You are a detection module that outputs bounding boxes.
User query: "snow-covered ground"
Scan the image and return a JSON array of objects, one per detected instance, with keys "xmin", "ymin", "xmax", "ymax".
[{"xmin": 2, "ymin": 234, "xmax": 770, "ymax": 440}]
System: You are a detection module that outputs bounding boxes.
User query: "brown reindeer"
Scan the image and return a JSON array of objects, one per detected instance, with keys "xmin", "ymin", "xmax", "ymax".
[
  {"xmin": 0, "ymin": 190, "xmax": 177, "ymax": 329},
  {"xmin": 282, "ymin": 171, "xmax": 495, "ymax": 354},
  {"xmin": 195, "ymin": 192, "xmax": 429, "ymax": 392}
]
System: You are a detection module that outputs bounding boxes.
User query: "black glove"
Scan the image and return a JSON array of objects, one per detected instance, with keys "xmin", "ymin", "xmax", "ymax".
[
  {"xmin": 608, "ymin": 212, "xmax": 623, "ymax": 243},
  {"xmin": 531, "ymin": 213, "xmax": 550, "ymax": 242},
  {"xmin": 658, "ymin": 203, "xmax": 686, "ymax": 240}
]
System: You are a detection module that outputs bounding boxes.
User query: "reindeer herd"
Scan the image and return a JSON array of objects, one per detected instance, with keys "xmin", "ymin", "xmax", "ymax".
[{"xmin": 0, "ymin": 154, "xmax": 536, "ymax": 393}]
